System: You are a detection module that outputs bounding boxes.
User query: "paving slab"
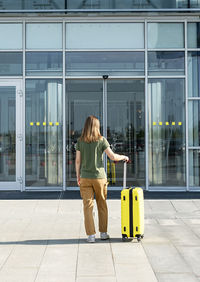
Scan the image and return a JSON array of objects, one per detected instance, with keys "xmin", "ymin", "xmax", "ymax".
[
  {"xmin": 0, "ymin": 267, "xmax": 38, "ymax": 282},
  {"xmin": 142, "ymin": 243, "xmax": 192, "ymax": 273},
  {"xmin": 177, "ymin": 246, "xmax": 200, "ymax": 276},
  {"xmin": 3, "ymin": 244, "xmax": 46, "ymax": 268},
  {"xmin": 156, "ymin": 273, "xmax": 199, "ymax": 282},
  {"xmin": 171, "ymin": 200, "xmax": 199, "ymax": 213},
  {"xmin": 76, "ymin": 277, "xmax": 116, "ymax": 282},
  {"xmin": 77, "ymin": 242, "xmax": 115, "ymax": 277},
  {"xmin": 111, "ymin": 242, "xmax": 157, "ymax": 282},
  {"xmin": 160, "ymin": 225, "xmax": 200, "ymax": 246}
]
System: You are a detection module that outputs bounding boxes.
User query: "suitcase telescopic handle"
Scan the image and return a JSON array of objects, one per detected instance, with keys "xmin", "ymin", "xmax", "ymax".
[{"xmin": 123, "ymin": 161, "xmax": 127, "ymax": 190}]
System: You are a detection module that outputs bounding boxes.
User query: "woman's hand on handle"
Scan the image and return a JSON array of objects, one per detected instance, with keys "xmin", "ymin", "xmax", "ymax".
[{"xmin": 123, "ymin": 156, "xmax": 129, "ymax": 163}]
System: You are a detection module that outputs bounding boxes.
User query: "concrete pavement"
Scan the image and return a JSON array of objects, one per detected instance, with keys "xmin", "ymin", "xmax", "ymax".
[{"xmin": 0, "ymin": 192, "xmax": 200, "ymax": 281}]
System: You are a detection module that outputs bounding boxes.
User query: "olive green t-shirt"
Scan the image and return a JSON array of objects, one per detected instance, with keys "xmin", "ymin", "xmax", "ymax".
[{"xmin": 76, "ymin": 137, "xmax": 110, "ymax": 179}]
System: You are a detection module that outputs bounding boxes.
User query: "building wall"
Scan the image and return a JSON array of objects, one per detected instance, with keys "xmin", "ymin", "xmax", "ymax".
[{"xmin": 0, "ymin": 16, "xmax": 200, "ymax": 191}]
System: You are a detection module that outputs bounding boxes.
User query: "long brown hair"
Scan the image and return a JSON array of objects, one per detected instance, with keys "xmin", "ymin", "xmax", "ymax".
[{"xmin": 80, "ymin": 115, "xmax": 102, "ymax": 143}]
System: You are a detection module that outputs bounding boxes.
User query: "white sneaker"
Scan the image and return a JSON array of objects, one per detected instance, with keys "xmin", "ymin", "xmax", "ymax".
[
  {"xmin": 100, "ymin": 232, "xmax": 110, "ymax": 240},
  {"xmin": 87, "ymin": 234, "xmax": 95, "ymax": 243}
]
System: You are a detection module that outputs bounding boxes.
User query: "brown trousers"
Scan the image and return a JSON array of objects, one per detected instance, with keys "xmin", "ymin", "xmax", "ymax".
[{"xmin": 80, "ymin": 178, "xmax": 108, "ymax": 236}]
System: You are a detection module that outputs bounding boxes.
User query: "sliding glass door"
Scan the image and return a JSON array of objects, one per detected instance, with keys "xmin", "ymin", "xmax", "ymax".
[{"xmin": 65, "ymin": 79, "xmax": 145, "ymax": 188}]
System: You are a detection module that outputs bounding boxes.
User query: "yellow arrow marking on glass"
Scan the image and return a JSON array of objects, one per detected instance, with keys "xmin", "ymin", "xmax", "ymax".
[
  {"xmin": 178, "ymin": 122, "xmax": 182, "ymax": 126},
  {"xmin": 153, "ymin": 122, "xmax": 156, "ymax": 126},
  {"xmin": 56, "ymin": 122, "xmax": 59, "ymax": 126},
  {"xmin": 172, "ymin": 122, "xmax": 175, "ymax": 125},
  {"xmin": 49, "ymin": 122, "xmax": 53, "ymax": 126},
  {"xmin": 43, "ymin": 122, "xmax": 46, "ymax": 126},
  {"xmin": 36, "ymin": 122, "xmax": 40, "ymax": 126},
  {"xmin": 30, "ymin": 122, "xmax": 34, "ymax": 126},
  {"xmin": 166, "ymin": 122, "xmax": 169, "ymax": 125},
  {"xmin": 159, "ymin": 122, "xmax": 162, "ymax": 126}
]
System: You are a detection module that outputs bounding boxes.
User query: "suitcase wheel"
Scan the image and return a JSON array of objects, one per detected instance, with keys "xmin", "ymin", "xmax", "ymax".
[
  {"xmin": 122, "ymin": 234, "xmax": 127, "ymax": 242},
  {"xmin": 136, "ymin": 235, "xmax": 144, "ymax": 242}
]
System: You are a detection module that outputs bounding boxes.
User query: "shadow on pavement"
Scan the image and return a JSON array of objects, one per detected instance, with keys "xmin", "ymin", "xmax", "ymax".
[
  {"xmin": 0, "ymin": 238, "xmax": 135, "ymax": 245},
  {"xmin": 0, "ymin": 190, "xmax": 200, "ymax": 200}
]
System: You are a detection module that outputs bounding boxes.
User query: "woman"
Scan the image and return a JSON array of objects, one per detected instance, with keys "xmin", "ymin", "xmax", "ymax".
[{"xmin": 75, "ymin": 115, "xmax": 129, "ymax": 243}]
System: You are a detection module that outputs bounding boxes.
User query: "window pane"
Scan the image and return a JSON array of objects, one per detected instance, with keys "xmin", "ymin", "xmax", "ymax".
[
  {"xmin": 188, "ymin": 51, "xmax": 200, "ymax": 97},
  {"xmin": 0, "ymin": 24, "xmax": 22, "ymax": 50},
  {"xmin": 66, "ymin": 52, "xmax": 144, "ymax": 76},
  {"xmin": 148, "ymin": 51, "xmax": 185, "ymax": 75},
  {"xmin": 0, "ymin": 52, "xmax": 22, "ymax": 76},
  {"xmin": 188, "ymin": 23, "xmax": 200, "ymax": 48},
  {"xmin": 148, "ymin": 79, "xmax": 186, "ymax": 187},
  {"xmin": 26, "ymin": 23, "xmax": 62, "ymax": 50},
  {"xmin": 148, "ymin": 23, "xmax": 184, "ymax": 49},
  {"xmin": 189, "ymin": 150, "xmax": 200, "ymax": 187},
  {"xmin": 0, "ymin": 87, "xmax": 16, "ymax": 181},
  {"xmin": 189, "ymin": 101, "xmax": 200, "ymax": 147},
  {"xmin": 25, "ymin": 80, "xmax": 63, "ymax": 187},
  {"xmin": 66, "ymin": 23, "xmax": 144, "ymax": 49},
  {"xmin": 26, "ymin": 52, "xmax": 63, "ymax": 76}
]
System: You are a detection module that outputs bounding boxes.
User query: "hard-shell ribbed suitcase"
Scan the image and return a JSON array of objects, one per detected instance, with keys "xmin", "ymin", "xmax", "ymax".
[{"xmin": 121, "ymin": 162, "xmax": 144, "ymax": 242}]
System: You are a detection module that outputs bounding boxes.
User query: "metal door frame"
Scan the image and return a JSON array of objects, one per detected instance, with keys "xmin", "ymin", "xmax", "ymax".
[
  {"xmin": 65, "ymin": 76, "xmax": 146, "ymax": 191},
  {"xmin": 0, "ymin": 79, "xmax": 23, "ymax": 191}
]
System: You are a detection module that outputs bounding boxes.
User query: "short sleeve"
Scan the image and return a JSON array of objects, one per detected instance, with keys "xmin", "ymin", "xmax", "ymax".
[
  {"xmin": 76, "ymin": 138, "xmax": 81, "ymax": 151},
  {"xmin": 102, "ymin": 137, "xmax": 110, "ymax": 152}
]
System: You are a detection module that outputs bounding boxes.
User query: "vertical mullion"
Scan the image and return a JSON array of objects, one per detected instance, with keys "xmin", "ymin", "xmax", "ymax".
[
  {"xmin": 63, "ymin": 21, "xmax": 66, "ymax": 190},
  {"xmin": 185, "ymin": 19, "xmax": 189, "ymax": 191},
  {"xmin": 103, "ymin": 78, "xmax": 107, "ymax": 173},
  {"xmin": 22, "ymin": 20, "xmax": 26, "ymax": 191},
  {"xmin": 145, "ymin": 20, "xmax": 149, "ymax": 191}
]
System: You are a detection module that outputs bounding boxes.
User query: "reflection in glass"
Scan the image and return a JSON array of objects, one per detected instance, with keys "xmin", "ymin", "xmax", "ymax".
[
  {"xmin": 66, "ymin": 52, "xmax": 144, "ymax": 76},
  {"xmin": 0, "ymin": 87, "xmax": 16, "ymax": 181},
  {"xmin": 66, "ymin": 80, "xmax": 103, "ymax": 187},
  {"xmin": 189, "ymin": 101, "xmax": 200, "ymax": 147},
  {"xmin": 0, "ymin": 53, "xmax": 22, "ymax": 76},
  {"xmin": 25, "ymin": 80, "xmax": 63, "ymax": 187},
  {"xmin": 0, "ymin": 0, "xmax": 65, "ymax": 10},
  {"xmin": 189, "ymin": 150, "xmax": 200, "ymax": 187},
  {"xmin": 66, "ymin": 23, "xmax": 144, "ymax": 50},
  {"xmin": 66, "ymin": 0, "xmax": 200, "ymax": 9},
  {"xmin": 188, "ymin": 52, "xmax": 200, "ymax": 97},
  {"xmin": 148, "ymin": 23, "xmax": 184, "ymax": 49},
  {"xmin": 0, "ymin": 0, "xmax": 199, "ymax": 10},
  {"xmin": 26, "ymin": 52, "xmax": 63, "ymax": 76},
  {"xmin": 107, "ymin": 80, "xmax": 145, "ymax": 187},
  {"xmin": 148, "ymin": 79, "xmax": 186, "ymax": 187},
  {"xmin": 148, "ymin": 51, "xmax": 185, "ymax": 76}
]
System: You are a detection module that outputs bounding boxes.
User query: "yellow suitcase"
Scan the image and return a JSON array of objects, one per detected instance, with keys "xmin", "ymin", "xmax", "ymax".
[{"xmin": 121, "ymin": 162, "xmax": 144, "ymax": 241}]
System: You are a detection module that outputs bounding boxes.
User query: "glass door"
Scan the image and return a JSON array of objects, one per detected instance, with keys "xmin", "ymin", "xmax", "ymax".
[
  {"xmin": 65, "ymin": 78, "xmax": 145, "ymax": 189},
  {"xmin": 0, "ymin": 80, "xmax": 23, "ymax": 190},
  {"xmin": 107, "ymin": 79, "xmax": 145, "ymax": 188},
  {"xmin": 66, "ymin": 79, "xmax": 103, "ymax": 187}
]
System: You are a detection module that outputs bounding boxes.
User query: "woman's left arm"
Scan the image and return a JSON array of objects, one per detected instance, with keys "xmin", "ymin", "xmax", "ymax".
[{"xmin": 75, "ymin": 150, "xmax": 81, "ymax": 186}]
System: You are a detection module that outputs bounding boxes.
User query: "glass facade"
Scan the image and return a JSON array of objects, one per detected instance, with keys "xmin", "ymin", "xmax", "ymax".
[
  {"xmin": 0, "ymin": 0, "xmax": 199, "ymax": 10},
  {"xmin": 0, "ymin": 19, "xmax": 200, "ymax": 191}
]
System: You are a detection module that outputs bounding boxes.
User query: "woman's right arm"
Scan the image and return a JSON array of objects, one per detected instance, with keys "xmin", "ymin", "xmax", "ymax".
[{"xmin": 104, "ymin": 147, "xmax": 129, "ymax": 162}]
